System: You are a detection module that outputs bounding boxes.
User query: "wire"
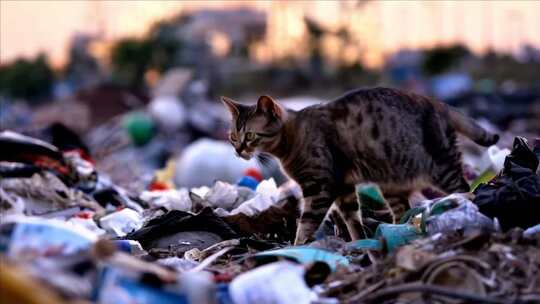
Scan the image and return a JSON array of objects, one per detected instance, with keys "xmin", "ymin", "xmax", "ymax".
[{"xmin": 355, "ymin": 282, "xmax": 524, "ymax": 304}]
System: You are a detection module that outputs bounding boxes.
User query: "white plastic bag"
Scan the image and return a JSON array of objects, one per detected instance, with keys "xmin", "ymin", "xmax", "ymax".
[
  {"xmin": 140, "ymin": 189, "xmax": 192, "ymax": 211},
  {"xmin": 205, "ymin": 181, "xmax": 239, "ymax": 211}
]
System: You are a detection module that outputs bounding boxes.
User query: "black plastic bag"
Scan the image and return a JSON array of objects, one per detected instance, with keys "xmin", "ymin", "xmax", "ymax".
[{"xmin": 474, "ymin": 137, "xmax": 540, "ymax": 231}]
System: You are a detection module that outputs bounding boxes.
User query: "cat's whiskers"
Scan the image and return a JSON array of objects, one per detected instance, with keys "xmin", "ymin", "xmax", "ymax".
[{"xmin": 255, "ymin": 152, "xmax": 274, "ymax": 169}]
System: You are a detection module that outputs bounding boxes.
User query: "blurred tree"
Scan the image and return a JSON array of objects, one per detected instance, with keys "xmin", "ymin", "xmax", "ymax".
[
  {"xmin": 110, "ymin": 38, "xmax": 153, "ymax": 88},
  {"xmin": 336, "ymin": 26, "xmax": 352, "ymax": 60},
  {"xmin": 147, "ymin": 20, "xmax": 183, "ymax": 72},
  {"xmin": 337, "ymin": 62, "xmax": 365, "ymax": 89},
  {"xmin": 422, "ymin": 45, "xmax": 470, "ymax": 75},
  {"xmin": 0, "ymin": 54, "xmax": 54, "ymax": 102},
  {"xmin": 304, "ymin": 17, "xmax": 326, "ymax": 82},
  {"xmin": 110, "ymin": 21, "xmax": 184, "ymax": 88},
  {"xmin": 473, "ymin": 49, "xmax": 540, "ymax": 87}
]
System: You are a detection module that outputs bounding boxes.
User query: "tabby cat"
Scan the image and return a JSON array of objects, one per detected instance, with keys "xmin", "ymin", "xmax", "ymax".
[{"xmin": 221, "ymin": 87, "xmax": 499, "ymax": 244}]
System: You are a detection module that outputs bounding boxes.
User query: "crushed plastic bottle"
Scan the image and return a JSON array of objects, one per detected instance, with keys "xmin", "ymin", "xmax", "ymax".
[
  {"xmin": 426, "ymin": 200, "xmax": 495, "ymax": 235},
  {"xmin": 99, "ymin": 208, "xmax": 143, "ymax": 237}
]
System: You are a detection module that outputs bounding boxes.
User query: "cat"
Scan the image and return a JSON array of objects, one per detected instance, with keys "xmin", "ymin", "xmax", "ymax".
[{"xmin": 221, "ymin": 87, "xmax": 499, "ymax": 244}]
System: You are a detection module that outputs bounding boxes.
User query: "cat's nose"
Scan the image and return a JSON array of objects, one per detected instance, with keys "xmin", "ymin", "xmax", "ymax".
[{"xmin": 235, "ymin": 147, "xmax": 243, "ymax": 157}]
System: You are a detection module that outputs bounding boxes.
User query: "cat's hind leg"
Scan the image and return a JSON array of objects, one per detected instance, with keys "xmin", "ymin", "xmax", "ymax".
[
  {"xmin": 431, "ymin": 149, "xmax": 470, "ymax": 194},
  {"xmin": 332, "ymin": 188, "xmax": 422, "ymax": 240},
  {"xmin": 334, "ymin": 192, "xmax": 368, "ymax": 240}
]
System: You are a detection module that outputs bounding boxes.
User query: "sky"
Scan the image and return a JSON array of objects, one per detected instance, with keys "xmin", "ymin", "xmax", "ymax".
[
  {"xmin": 1, "ymin": 0, "xmax": 539, "ymax": 67},
  {"xmin": 0, "ymin": 1, "xmax": 267, "ymax": 66}
]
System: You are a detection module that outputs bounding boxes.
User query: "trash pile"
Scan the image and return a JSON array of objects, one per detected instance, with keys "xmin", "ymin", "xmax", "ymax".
[{"xmin": 1, "ymin": 129, "xmax": 539, "ymax": 304}]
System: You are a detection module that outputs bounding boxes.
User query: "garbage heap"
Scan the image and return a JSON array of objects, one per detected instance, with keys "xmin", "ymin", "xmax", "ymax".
[{"xmin": 1, "ymin": 130, "xmax": 539, "ymax": 304}]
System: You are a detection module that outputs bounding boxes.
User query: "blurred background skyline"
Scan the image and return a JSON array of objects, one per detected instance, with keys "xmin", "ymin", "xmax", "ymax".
[{"xmin": 2, "ymin": 0, "xmax": 540, "ymax": 67}]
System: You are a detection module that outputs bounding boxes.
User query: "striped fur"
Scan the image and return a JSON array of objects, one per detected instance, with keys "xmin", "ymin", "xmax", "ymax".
[{"xmin": 221, "ymin": 88, "xmax": 499, "ymax": 244}]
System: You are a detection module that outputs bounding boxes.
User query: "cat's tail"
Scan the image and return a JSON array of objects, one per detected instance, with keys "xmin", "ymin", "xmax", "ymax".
[{"xmin": 448, "ymin": 107, "xmax": 499, "ymax": 147}]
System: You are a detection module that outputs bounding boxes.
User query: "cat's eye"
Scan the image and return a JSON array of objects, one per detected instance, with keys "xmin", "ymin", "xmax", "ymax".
[
  {"xmin": 229, "ymin": 133, "xmax": 238, "ymax": 142},
  {"xmin": 245, "ymin": 132, "xmax": 256, "ymax": 141}
]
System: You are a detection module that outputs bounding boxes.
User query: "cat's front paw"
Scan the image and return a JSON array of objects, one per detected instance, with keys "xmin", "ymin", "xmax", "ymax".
[
  {"xmin": 294, "ymin": 223, "xmax": 316, "ymax": 245},
  {"xmin": 294, "ymin": 234, "xmax": 309, "ymax": 246}
]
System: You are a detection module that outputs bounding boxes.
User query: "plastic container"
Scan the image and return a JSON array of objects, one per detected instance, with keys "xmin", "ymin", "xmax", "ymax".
[{"xmin": 229, "ymin": 261, "xmax": 314, "ymax": 304}]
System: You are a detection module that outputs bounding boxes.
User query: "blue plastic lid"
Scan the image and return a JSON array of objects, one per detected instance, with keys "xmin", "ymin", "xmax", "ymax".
[{"xmin": 237, "ymin": 176, "xmax": 259, "ymax": 190}]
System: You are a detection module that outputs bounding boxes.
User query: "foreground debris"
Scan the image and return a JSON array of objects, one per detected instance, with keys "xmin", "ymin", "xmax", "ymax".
[
  {"xmin": 321, "ymin": 230, "xmax": 540, "ymax": 303},
  {"xmin": 1, "ymin": 130, "xmax": 539, "ymax": 303}
]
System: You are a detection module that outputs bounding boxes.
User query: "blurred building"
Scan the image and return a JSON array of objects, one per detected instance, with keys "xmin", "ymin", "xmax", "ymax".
[{"xmin": 178, "ymin": 8, "xmax": 265, "ymax": 57}]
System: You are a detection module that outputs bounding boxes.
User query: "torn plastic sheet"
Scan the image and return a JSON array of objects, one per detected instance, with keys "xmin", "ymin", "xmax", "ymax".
[
  {"xmin": 215, "ymin": 179, "xmax": 291, "ymax": 217},
  {"xmin": 0, "ymin": 171, "xmax": 105, "ymax": 214}
]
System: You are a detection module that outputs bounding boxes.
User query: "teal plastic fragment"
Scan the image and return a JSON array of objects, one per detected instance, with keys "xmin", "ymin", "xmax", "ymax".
[
  {"xmin": 356, "ymin": 183, "xmax": 386, "ymax": 209},
  {"xmin": 375, "ymin": 224, "xmax": 423, "ymax": 253},
  {"xmin": 346, "ymin": 239, "xmax": 383, "ymax": 251},
  {"xmin": 253, "ymin": 247, "xmax": 349, "ymax": 271},
  {"xmin": 429, "ymin": 199, "xmax": 457, "ymax": 216}
]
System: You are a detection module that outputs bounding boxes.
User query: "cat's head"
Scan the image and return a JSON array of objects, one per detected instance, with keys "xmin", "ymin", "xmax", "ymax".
[{"xmin": 221, "ymin": 95, "xmax": 285, "ymax": 160}]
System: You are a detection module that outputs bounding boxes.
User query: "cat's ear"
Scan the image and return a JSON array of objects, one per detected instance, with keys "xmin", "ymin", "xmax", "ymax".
[
  {"xmin": 220, "ymin": 96, "xmax": 240, "ymax": 118},
  {"xmin": 256, "ymin": 95, "xmax": 284, "ymax": 119}
]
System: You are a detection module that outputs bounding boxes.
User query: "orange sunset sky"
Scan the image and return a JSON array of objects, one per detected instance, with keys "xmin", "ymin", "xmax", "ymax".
[{"xmin": 1, "ymin": 1, "xmax": 539, "ymax": 67}]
